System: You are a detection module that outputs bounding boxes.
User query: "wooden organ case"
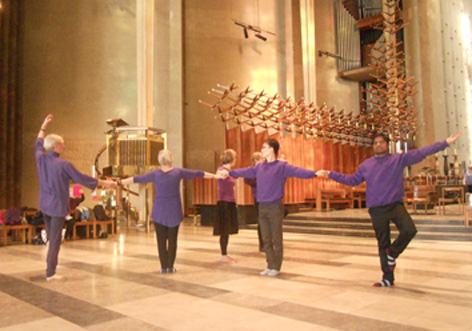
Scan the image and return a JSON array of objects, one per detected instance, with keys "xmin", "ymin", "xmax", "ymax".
[{"xmin": 106, "ymin": 127, "xmax": 166, "ymax": 177}]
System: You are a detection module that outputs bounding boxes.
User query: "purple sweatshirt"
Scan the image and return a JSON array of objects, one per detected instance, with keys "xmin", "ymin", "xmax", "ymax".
[
  {"xmin": 134, "ymin": 168, "xmax": 204, "ymax": 227},
  {"xmin": 217, "ymin": 166, "xmax": 236, "ymax": 202},
  {"xmin": 230, "ymin": 160, "xmax": 317, "ymax": 204},
  {"xmin": 35, "ymin": 138, "xmax": 98, "ymax": 217},
  {"xmin": 329, "ymin": 141, "xmax": 449, "ymax": 208}
]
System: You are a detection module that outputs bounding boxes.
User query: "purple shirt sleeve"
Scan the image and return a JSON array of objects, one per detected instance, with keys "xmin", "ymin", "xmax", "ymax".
[
  {"xmin": 180, "ymin": 169, "xmax": 205, "ymax": 180},
  {"xmin": 230, "ymin": 166, "xmax": 257, "ymax": 178},
  {"xmin": 329, "ymin": 168, "xmax": 365, "ymax": 186},
  {"xmin": 399, "ymin": 141, "xmax": 449, "ymax": 167},
  {"xmin": 134, "ymin": 171, "xmax": 155, "ymax": 184},
  {"xmin": 64, "ymin": 163, "xmax": 99, "ymax": 190},
  {"xmin": 282, "ymin": 163, "xmax": 317, "ymax": 179},
  {"xmin": 35, "ymin": 138, "xmax": 45, "ymax": 161}
]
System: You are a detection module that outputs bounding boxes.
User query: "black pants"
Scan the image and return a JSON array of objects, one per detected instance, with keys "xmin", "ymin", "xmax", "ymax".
[
  {"xmin": 368, "ymin": 201, "xmax": 417, "ymax": 282},
  {"xmin": 44, "ymin": 214, "xmax": 66, "ymax": 277},
  {"xmin": 154, "ymin": 222, "xmax": 179, "ymax": 270},
  {"xmin": 255, "ymin": 202, "xmax": 263, "ymax": 251}
]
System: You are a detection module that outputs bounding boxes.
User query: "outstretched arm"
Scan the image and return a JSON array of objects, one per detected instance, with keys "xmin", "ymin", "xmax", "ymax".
[
  {"xmin": 38, "ymin": 114, "xmax": 53, "ymax": 139},
  {"xmin": 119, "ymin": 177, "xmax": 135, "ymax": 186},
  {"xmin": 401, "ymin": 131, "xmax": 462, "ymax": 167},
  {"xmin": 318, "ymin": 169, "xmax": 365, "ymax": 187}
]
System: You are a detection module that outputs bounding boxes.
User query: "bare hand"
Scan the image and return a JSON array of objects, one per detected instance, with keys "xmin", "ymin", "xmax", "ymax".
[
  {"xmin": 446, "ymin": 131, "xmax": 462, "ymax": 145},
  {"xmin": 217, "ymin": 170, "xmax": 229, "ymax": 179},
  {"xmin": 42, "ymin": 114, "xmax": 53, "ymax": 130},
  {"xmin": 316, "ymin": 170, "xmax": 330, "ymax": 178},
  {"xmin": 101, "ymin": 180, "xmax": 116, "ymax": 189}
]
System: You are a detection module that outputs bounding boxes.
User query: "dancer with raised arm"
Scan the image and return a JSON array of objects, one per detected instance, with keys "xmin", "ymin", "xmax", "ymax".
[
  {"xmin": 219, "ymin": 139, "xmax": 318, "ymax": 277},
  {"xmin": 120, "ymin": 150, "xmax": 220, "ymax": 273},
  {"xmin": 317, "ymin": 132, "xmax": 462, "ymax": 287},
  {"xmin": 36, "ymin": 114, "xmax": 115, "ymax": 281}
]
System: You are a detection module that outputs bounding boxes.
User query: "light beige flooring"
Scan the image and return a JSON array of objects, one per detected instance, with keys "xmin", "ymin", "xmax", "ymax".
[{"xmin": 1, "ymin": 220, "xmax": 472, "ymax": 330}]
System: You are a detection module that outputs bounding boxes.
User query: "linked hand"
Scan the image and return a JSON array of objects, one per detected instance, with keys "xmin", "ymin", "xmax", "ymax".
[
  {"xmin": 217, "ymin": 170, "xmax": 229, "ymax": 179},
  {"xmin": 102, "ymin": 180, "xmax": 116, "ymax": 189},
  {"xmin": 446, "ymin": 131, "xmax": 462, "ymax": 145},
  {"xmin": 316, "ymin": 170, "xmax": 330, "ymax": 178}
]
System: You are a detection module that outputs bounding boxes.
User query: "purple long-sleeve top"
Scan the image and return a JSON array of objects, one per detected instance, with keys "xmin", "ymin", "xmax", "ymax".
[
  {"xmin": 230, "ymin": 160, "xmax": 317, "ymax": 204},
  {"xmin": 217, "ymin": 166, "xmax": 236, "ymax": 202},
  {"xmin": 134, "ymin": 168, "xmax": 204, "ymax": 227},
  {"xmin": 329, "ymin": 141, "xmax": 449, "ymax": 208},
  {"xmin": 35, "ymin": 138, "xmax": 98, "ymax": 217}
]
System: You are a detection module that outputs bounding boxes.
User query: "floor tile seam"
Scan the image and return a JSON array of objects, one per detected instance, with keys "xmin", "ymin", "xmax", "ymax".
[
  {"xmin": 6, "ymin": 245, "xmax": 472, "ymax": 285},
  {"xmin": 181, "ymin": 245, "xmax": 472, "ymax": 269},
  {"xmin": 121, "ymin": 254, "xmax": 472, "ymax": 307},
  {"xmin": 255, "ymin": 300, "xmax": 431, "ymax": 331},
  {"xmin": 7, "ymin": 244, "xmax": 472, "ymax": 286},
  {"xmin": 0, "ymin": 273, "xmax": 126, "ymax": 327},
  {"xmin": 61, "ymin": 261, "xmax": 232, "ymax": 300}
]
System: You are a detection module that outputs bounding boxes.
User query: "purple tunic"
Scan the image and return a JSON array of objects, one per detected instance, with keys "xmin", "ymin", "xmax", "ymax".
[
  {"xmin": 217, "ymin": 166, "xmax": 236, "ymax": 202},
  {"xmin": 35, "ymin": 138, "xmax": 98, "ymax": 217},
  {"xmin": 134, "ymin": 168, "xmax": 204, "ymax": 227},
  {"xmin": 329, "ymin": 141, "xmax": 448, "ymax": 208},
  {"xmin": 230, "ymin": 160, "xmax": 317, "ymax": 204}
]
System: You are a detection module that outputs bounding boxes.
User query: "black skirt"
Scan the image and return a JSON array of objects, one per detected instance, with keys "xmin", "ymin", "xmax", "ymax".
[{"xmin": 214, "ymin": 201, "xmax": 239, "ymax": 236}]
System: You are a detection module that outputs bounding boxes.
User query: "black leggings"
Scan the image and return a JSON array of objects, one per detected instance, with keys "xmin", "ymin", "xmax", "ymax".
[
  {"xmin": 220, "ymin": 234, "xmax": 229, "ymax": 255},
  {"xmin": 154, "ymin": 222, "xmax": 180, "ymax": 269}
]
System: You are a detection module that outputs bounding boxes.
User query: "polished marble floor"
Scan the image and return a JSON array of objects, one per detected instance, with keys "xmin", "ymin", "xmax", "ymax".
[{"xmin": 1, "ymin": 220, "xmax": 472, "ymax": 330}]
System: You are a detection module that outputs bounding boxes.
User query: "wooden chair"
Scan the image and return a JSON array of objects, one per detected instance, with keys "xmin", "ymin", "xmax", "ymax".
[
  {"xmin": 73, "ymin": 219, "xmax": 115, "ymax": 240},
  {"xmin": 405, "ymin": 185, "xmax": 437, "ymax": 214},
  {"xmin": 316, "ymin": 188, "xmax": 353, "ymax": 211},
  {"xmin": 438, "ymin": 186, "xmax": 464, "ymax": 215},
  {"xmin": 352, "ymin": 187, "xmax": 366, "ymax": 208}
]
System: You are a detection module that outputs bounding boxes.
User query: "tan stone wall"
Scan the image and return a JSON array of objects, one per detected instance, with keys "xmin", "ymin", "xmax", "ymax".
[{"xmin": 21, "ymin": 0, "xmax": 137, "ymax": 208}]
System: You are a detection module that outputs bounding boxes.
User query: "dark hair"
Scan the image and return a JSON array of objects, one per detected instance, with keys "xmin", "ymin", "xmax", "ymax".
[
  {"xmin": 220, "ymin": 149, "xmax": 236, "ymax": 165},
  {"xmin": 264, "ymin": 139, "xmax": 280, "ymax": 157},
  {"xmin": 372, "ymin": 133, "xmax": 390, "ymax": 144}
]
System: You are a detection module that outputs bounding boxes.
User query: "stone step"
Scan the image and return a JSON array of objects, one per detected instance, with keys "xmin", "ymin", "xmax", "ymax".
[
  {"xmin": 282, "ymin": 219, "xmax": 472, "ymax": 233},
  {"xmin": 244, "ymin": 214, "xmax": 472, "ymax": 241}
]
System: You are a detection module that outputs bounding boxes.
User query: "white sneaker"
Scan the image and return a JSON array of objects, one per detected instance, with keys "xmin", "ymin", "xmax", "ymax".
[
  {"xmin": 267, "ymin": 269, "xmax": 280, "ymax": 277},
  {"xmin": 46, "ymin": 274, "xmax": 64, "ymax": 281},
  {"xmin": 260, "ymin": 268, "xmax": 271, "ymax": 276},
  {"xmin": 41, "ymin": 229, "xmax": 47, "ymax": 245}
]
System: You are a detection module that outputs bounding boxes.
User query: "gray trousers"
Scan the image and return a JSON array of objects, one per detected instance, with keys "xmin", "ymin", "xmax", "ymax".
[
  {"xmin": 258, "ymin": 203, "xmax": 284, "ymax": 271},
  {"xmin": 44, "ymin": 214, "xmax": 66, "ymax": 277}
]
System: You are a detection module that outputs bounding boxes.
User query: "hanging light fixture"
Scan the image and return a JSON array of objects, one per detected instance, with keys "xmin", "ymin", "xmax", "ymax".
[{"xmin": 232, "ymin": 19, "xmax": 275, "ymax": 42}]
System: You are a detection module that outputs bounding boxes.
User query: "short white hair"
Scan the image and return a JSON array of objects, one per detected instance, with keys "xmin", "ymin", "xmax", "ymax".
[
  {"xmin": 44, "ymin": 134, "xmax": 64, "ymax": 151},
  {"xmin": 158, "ymin": 149, "xmax": 173, "ymax": 166}
]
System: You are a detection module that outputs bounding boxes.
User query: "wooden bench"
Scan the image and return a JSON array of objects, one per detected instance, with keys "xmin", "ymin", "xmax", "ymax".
[
  {"xmin": 316, "ymin": 188, "xmax": 353, "ymax": 211},
  {"xmin": 72, "ymin": 219, "xmax": 115, "ymax": 240},
  {"xmin": 0, "ymin": 224, "xmax": 34, "ymax": 246},
  {"xmin": 405, "ymin": 185, "xmax": 437, "ymax": 214},
  {"xmin": 352, "ymin": 187, "xmax": 366, "ymax": 208},
  {"xmin": 438, "ymin": 186, "xmax": 464, "ymax": 215}
]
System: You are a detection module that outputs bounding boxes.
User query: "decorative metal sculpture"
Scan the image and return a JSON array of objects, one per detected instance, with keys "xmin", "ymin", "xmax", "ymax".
[{"xmin": 200, "ymin": 0, "xmax": 418, "ymax": 146}]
